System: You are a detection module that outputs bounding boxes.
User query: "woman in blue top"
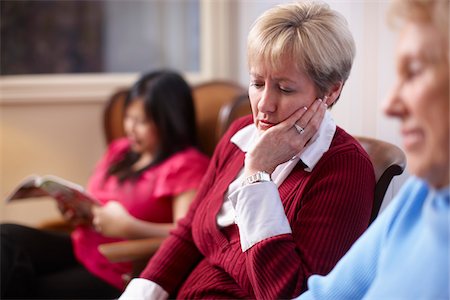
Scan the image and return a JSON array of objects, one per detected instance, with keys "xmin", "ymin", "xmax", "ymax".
[{"xmin": 297, "ymin": 0, "xmax": 449, "ymax": 299}]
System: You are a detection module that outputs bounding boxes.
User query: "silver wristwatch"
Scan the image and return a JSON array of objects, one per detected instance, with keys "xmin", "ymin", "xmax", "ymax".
[{"xmin": 242, "ymin": 171, "xmax": 272, "ymax": 186}]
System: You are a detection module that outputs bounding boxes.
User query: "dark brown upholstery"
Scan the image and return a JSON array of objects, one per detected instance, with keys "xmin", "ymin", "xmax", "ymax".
[
  {"xmin": 103, "ymin": 89, "xmax": 128, "ymax": 145},
  {"xmin": 192, "ymin": 81, "xmax": 247, "ymax": 155},
  {"xmin": 217, "ymin": 93, "xmax": 252, "ymax": 136}
]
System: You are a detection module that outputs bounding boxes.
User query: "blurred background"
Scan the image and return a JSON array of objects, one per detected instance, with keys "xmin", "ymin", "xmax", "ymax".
[{"xmin": 0, "ymin": 0, "xmax": 406, "ymax": 226}]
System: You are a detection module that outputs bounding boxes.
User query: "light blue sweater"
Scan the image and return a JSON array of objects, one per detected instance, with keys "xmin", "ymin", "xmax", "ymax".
[{"xmin": 298, "ymin": 177, "xmax": 449, "ymax": 300}]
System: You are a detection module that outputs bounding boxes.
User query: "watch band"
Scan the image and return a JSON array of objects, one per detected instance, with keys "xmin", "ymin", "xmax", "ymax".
[{"xmin": 242, "ymin": 171, "xmax": 272, "ymax": 187}]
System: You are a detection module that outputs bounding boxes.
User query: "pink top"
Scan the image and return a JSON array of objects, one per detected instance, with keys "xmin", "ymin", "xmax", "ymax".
[{"xmin": 71, "ymin": 138, "xmax": 209, "ymax": 290}]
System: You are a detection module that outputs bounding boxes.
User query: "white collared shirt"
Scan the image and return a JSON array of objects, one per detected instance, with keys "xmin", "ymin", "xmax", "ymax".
[
  {"xmin": 218, "ymin": 111, "xmax": 336, "ymax": 251},
  {"xmin": 120, "ymin": 112, "xmax": 336, "ymax": 300}
]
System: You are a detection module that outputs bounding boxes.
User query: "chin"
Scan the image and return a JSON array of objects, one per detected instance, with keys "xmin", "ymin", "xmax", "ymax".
[
  {"xmin": 408, "ymin": 154, "xmax": 449, "ymax": 187},
  {"xmin": 130, "ymin": 145, "xmax": 143, "ymax": 153}
]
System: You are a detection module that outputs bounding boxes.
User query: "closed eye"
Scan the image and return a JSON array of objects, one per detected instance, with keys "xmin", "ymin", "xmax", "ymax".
[
  {"xmin": 279, "ymin": 87, "xmax": 294, "ymax": 94},
  {"xmin": 250, "ymin": 82, "xmax": 264, "ymax": 89}
]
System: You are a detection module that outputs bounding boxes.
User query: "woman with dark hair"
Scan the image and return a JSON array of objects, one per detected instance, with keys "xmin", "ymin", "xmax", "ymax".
[{"xmin": 1, "ymin": 70, "xmax": 209, "ymax": 299}]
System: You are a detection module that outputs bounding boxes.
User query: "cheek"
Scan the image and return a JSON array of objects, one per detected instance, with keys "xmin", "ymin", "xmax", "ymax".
[
  {"xmin": 410, "ymin": 75, "xmax": 446, "ymax": 122},
  {"xmin": 248, "ymin": 89, "xmax": 259, "ymax": 116},
  {"xmin": 134, "ymin": 125, "xmax": 150, "ymax": 139},
  {"xmin": 123, "ymin": 119, "xmax": 133, "ymax": 134},
  {"xmin": 144, "ymin": 126, "xmax": 159, "ymax": 144},
  {"xmin": 277, "ymin": 97, "xmax": 311, "ymax": 120}
]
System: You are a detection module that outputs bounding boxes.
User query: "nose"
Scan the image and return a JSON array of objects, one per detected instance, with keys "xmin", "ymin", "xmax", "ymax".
[
  {"xmin": 383, "ymin": 80, "xmax": 406, "ymax": 118},
  {"xmin": 124, "ymin": 117, "xmax": 136, "ymax": 135},
  {"xmin": 257, "ymin": 86, "xmax": 277, "ymax": 114}
]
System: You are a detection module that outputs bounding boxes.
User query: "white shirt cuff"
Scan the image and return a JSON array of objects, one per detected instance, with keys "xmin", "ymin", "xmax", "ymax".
[
  {"xmin": 119, "ymin": 278, "xmax": 168, "ymax": 300},
  {"xmin": 229, "ymin": 181, "xmax": 292, "ymax": 252}
]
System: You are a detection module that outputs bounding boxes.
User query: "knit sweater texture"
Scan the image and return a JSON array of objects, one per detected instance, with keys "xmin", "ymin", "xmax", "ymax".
[
  {"xmin": 300, "ymin": 177, "xmax": 450, "ymax": 300},
  {"xmin": 140, "ymin": 115, "xmax": 375, "ymax": 299}
]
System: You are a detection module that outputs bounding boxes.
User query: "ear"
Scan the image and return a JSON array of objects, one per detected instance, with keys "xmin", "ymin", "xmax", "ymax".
[{"xmin": 323, "ymin": 81, "xmax": 344, "ymax": 106}]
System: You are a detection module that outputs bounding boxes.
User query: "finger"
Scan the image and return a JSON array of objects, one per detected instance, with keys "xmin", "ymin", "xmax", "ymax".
[
  {"xmin": 91, "ymin": 205, "xmax": 101, "ymax": 215},
  {"xmin": 94, "ymin": 224, "xmax": 102, "ymax": 233},
  {"xmin": 280, "ymin": 105, "xmax": 309, "ymax": 129},
  {"xmin": 92, "ymin": 213, "xmax": 100, "ymax": 225},
  {"xmin": 300, "ymin": 100, "xmax": 327, "ymax": 140},
  {"xmin": 295, "ymin": 98, "xmax": 325, "ymax": 129},
  {"xmin": 64, "ymin": 209, "xmax": 75, "ymax": 220}
]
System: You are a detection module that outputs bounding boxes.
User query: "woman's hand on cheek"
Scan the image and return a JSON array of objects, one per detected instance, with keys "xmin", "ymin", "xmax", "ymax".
[
  {"xmin": 91, "ymin": 201, "xmax": 133, "ymax": 238},
  {"xmin": 244, "ymin": 99, "xmax": 327, "ymax": 176}
]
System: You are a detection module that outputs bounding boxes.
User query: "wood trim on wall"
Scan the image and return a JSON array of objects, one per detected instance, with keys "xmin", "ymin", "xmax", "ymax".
[
  {"xmin": 0, "ymin": 74, "xmax": 137, "ymax": 105},
  {"xmin": 0, "ymin": 72, "xmax": 207, "ymax": 106}
]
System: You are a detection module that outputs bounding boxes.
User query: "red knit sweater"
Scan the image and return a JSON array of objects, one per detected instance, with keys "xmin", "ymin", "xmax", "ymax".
[{"xmin": 140, "ymin": 115, "xmax": 375, "ymax": 299}]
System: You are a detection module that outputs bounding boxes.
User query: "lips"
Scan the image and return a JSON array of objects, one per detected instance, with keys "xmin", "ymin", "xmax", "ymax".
[
  {"xmin": 401, "ymin": 127, "xmax": 425, "ymax": 150},
  {"xmin": 258, "ymin": 119, "xmax": 277, "ymax": 131}
]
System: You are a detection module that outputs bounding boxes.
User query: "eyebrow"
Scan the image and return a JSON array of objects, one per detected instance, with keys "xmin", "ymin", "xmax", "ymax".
[{"xmin": 249, "ymin": 72, "xmax": 298, "ymax": 84}]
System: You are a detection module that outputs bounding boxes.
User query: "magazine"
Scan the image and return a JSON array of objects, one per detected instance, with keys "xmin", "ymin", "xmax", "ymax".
[{"xmin": 5, "ymin": 174, "xmax": 99, "ymax": 220}]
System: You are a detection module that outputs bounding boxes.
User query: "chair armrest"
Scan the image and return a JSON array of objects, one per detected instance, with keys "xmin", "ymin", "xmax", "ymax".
[
  {"xmin": 98, "ymin": 237, "xmax": 165, "ymax": 263},
  {"xmin": 39, "ymin": 218, "xmax": 75, "ymax": 232}
]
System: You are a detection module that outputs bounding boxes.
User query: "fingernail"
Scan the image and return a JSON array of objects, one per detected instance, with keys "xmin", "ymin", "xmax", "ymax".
[
  {"xmin": 317, "ymin": 98, "xmax": 323, "ymax": 102},
  {"xmin": 303, "ymin": 106, "xmax": 308, "ymax": 111}
]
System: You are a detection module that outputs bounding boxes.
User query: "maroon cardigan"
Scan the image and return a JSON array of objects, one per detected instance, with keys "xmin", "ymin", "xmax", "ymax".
[{"xmin": 140, "ymin": 115, "xmax": 375, "ymax": 299}]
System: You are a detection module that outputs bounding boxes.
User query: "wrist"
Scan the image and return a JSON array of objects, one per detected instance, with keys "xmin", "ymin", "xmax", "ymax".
[{"xmin": 242, "ymin": 171, "xmax": 272, "ymax": 187}]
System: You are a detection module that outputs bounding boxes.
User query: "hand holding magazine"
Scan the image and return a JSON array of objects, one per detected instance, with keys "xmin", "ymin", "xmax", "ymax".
[{"xmin": 5, "ymin": 174, "xmax": 100, "ymax": 222}]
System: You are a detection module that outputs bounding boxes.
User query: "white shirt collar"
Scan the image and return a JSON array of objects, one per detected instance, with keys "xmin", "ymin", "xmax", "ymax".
[{"xmin": 230, "ymin": 111, "xmax": 336, "ymax": 172}]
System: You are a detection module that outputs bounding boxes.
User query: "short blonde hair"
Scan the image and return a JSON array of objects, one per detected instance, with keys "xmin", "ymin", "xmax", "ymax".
[{"xmin": 247, "ymin": 0, "xmax": 355, "ymax": 103}]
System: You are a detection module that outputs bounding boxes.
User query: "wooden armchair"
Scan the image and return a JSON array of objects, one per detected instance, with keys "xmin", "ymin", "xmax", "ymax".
[{"xmin": 354, "ymin": 136, "xmax": 406, "ymax": 224}]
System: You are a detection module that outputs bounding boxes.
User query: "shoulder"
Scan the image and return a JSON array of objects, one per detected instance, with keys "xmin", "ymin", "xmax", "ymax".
[
  {"xmin": 306, "ymin": 127, "xmax": 375, "ymax": 185},
  {"xmin": 168, "ymin": 147, "xmax": 210, "ymax": 167},
  {"xmin": 373, "ymin": 177, "xmax": 427, "ymax": 237},
  {"xmin": 156, "ymin": 147, "xmax": 210, "ymax": 175},
  {"xmin": 107, "ymin": 137, "xmax": 131, "ymax": 155},
  {"xmin": 385, "ymin": 177, "xmax": 429, "ymax": 216},
  {"xmin": 323, "ymin": 127, "xmax": 372, "ymax": 165},
  {"xmin": 100, "ymin": 137, "xmax": 130, "ymax": 163}
]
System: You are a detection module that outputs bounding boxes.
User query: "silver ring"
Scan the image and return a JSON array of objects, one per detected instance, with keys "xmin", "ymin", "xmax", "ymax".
[{"xmin": 294, "ymin": 124, "xmax": 305, "ymax": 135}]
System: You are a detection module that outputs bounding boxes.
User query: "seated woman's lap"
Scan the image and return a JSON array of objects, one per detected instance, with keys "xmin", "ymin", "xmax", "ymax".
[
  {"xmin": 1, "ymin": 223, "xmax": 121, "ymax": 298},
  {"xmin": 1, "ymin": 223, "xmax": 76, "ymax": 273}
]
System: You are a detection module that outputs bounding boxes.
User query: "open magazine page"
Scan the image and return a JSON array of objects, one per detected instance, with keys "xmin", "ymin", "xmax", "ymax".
[
  {"xmin": 4, "ymin": 175, "xmax": 48, "ymax": 200},
  {"xmin": 5, "ymin": 174, "xmax": 100, "ymax": 222}
]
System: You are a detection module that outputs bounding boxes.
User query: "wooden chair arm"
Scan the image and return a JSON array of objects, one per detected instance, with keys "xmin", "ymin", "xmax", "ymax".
[
  {"xmin": 39, "ymin": 218, "xmax": 75, "ymax": 232},
  {"xmin": 98, "ymin": 237, "xmax": 165, "ymax": 263}
]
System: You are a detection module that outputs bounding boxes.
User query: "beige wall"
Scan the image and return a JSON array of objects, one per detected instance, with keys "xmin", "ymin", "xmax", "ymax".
[
  {"xmin": 0, "ymin": 75, "xmax": 138, "ymax": 226},
  {"xmin": 1, "ymin": 100, "xmax": 105, "ymax": 226}
]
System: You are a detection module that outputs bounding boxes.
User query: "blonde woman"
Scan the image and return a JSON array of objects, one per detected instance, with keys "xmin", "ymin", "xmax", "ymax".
[
  {"xmin": 299, "ymin": 0, "xmax": 449, "ymax": 299},
  {"xmin": 121, "ymin": 2, "xmax": 375, "ymax": 299}
]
